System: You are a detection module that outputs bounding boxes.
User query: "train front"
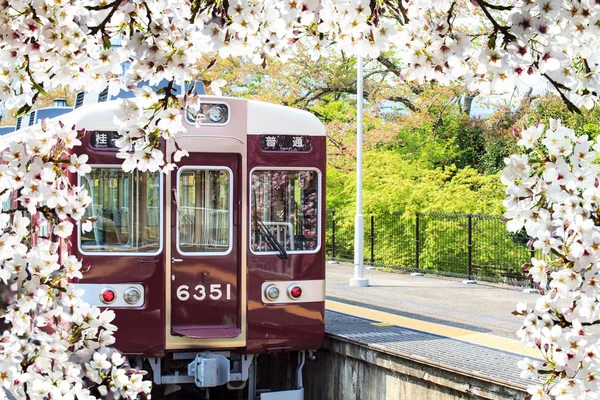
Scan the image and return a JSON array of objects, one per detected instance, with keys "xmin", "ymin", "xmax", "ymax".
[{"xmin": 69, "ymin": 96, "xmax": 326, "ymax": 399}]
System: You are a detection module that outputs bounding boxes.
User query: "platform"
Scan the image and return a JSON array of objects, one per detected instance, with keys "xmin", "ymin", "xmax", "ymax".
[{"xmin": 320, "ymin": 264, "xmax": 543, "ymax": 398}]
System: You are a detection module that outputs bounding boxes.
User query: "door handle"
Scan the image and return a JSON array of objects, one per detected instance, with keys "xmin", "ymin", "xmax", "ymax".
[
  {"xmin": 172, "ymin": 188, "xmax": 178, "ymax": 228},
  {"xmin": 172, "ymin": 257, "xmax": 183, "ymax": 263},
  {"xmin": 171, "ymin": 188, "xmax": 178, "ymax": 210}
]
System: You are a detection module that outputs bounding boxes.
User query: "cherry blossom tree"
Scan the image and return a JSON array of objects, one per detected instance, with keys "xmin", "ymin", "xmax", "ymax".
[
  {"xmin": 3, "ymin": 0, "xmax": 600, "ymax": 172},
  {"xmin": 2, "ymin": 0, "xmax": 600, "ymax": 398},
  {"xmin": 504, "ymin": 121, "xmax": 600, "ymax": 399},
  {"xmin": 0, "ymin": 122, "xmax": 151, "ymax": 399}
]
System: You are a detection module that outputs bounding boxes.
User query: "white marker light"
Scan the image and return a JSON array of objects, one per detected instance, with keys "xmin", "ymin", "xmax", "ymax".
[
  {"xmin": 264, "ymin": 284, "xmax": 280, "ymax": 301},
  {"xmin": 123, "ymin": 287, "xmax": 142, "ymax": 305}
]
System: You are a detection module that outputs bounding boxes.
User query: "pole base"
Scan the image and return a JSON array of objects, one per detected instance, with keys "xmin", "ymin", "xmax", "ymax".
[
  {"xmin": 522, "ymin": 288, "xmax": 539, "ymax": 294},
  {"xmin": 349, "ymin": 278, "xmax": 369, "ymax": 287}
]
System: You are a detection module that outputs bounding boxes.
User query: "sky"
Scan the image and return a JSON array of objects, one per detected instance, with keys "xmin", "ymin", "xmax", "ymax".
[{"xmin": 470, "ymin": 81, "xmax": 553, "ymax": 118}]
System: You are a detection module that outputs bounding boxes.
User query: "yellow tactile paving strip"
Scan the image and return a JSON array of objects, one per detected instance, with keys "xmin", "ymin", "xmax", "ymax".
[{"xmin": 326, "ymin": 300, "xmax": 540, "ymax": 359}]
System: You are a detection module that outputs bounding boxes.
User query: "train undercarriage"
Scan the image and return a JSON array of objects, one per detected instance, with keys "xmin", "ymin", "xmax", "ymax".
[{"xmin": 133, "ymin": 350, "xmax": 312, "ymax": 400}]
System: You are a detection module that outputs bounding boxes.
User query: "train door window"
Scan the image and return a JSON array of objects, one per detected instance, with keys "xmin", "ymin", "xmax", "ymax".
[
  {"xmin": 2, "ymin": 195, "xmax": 9, "ymax": 212},
  {"xmin": 79, "ymin": 167, "xmax": 162, "ymax": 254},
  {"xmin": 176, "ymin": 167, "xmax": 232, "ymax": 254},
  {"xmin": 250, "ymin": 169, "xmax": 320, "ymax": 253}
]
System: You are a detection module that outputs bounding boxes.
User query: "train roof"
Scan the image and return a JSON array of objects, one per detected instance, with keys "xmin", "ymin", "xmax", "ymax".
[
  {"xmin": 0, "ymin": 97, "xmax": 325, "ymax": 147},
  {"xmin": 246, "ymin": 99, "xmax": 325, "ymax": 136}
]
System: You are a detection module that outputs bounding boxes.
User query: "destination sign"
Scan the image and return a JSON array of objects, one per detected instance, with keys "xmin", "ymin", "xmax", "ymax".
[
  {"xmin": 90, "ymin": 131, "xmax": 121, "ymax": 149},
  {"xmin": 260, "ymin": 135, "xmax": 312, "ymax": 152}
]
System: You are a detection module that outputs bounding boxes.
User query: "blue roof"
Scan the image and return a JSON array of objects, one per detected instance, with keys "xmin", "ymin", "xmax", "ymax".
[
  {"xmin": 34, "ymin": 107, "xmax": 72, "ymax": 120},
  {"xmin": 110, "ymin": 80, "xmax": 205, "ymax": 100},
  {"xmin": 0, "ymin": 126, "xmax": 15, "ymax": 135}
]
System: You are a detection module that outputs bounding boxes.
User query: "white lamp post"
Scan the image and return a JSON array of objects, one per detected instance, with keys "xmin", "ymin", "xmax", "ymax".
[{"xmin": 350, "ymin": 56, "xmax": 369, "ymax": 287}]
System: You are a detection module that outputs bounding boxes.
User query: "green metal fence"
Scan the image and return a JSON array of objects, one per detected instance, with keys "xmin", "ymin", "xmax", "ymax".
[{"xmin": 326, "ymin": 210, "xmax": 534, "ymax": 287}]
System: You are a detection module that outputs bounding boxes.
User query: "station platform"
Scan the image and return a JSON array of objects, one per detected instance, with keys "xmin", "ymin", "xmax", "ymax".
[{"xmin": 319, "ymin": 264, "xmax": 542, "ymax": 399}]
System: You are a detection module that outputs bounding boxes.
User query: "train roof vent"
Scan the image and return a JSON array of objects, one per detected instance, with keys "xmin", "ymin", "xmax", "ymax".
[
  {"xmin": 98, "ymin": 87, "xmax": 109, "ymax": 103},
  {"xmin": 74, "ymin": 92, "xmax": 85, "ymax": 109},
  {"xmin": 15, "ymin": 117, "xmax": 22, "ymax": 130},
  {"xmin": 28, "ymin": 111, "xmax": 36, "ymax": 126},
  {"xmin": 54, "ymin": 98, "xmax": 67, "ymax": 108}
]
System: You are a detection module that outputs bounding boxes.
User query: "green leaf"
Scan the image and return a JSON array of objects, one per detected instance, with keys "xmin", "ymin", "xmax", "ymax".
[
  {"xmin": 50, "ymin": 284, "xmax": 67, "ymax": 293},
  {"xmin": 31, "ymin": 80, "xmax": 47, "ymax": 96},
  {"xmin": 15, "ymin": 103, "xmax": 32, "ymax": 117},
  {"xmin": 487, "ymin": 34, "xmax": 496, "ymax": 50},
  {"xmin": 102, "ymin": 34, "xmax": 111, "ymax": 50}
]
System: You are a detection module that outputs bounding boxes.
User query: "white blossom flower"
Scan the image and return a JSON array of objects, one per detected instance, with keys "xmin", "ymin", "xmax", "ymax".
[
  {"xmin": 2, "ymin": 1, "xmax": 600, "ymax": 398},
  {"xmin": 517, "ymin": 357, "xmax": 540, "ymax": 379},
  {"xmin": 53, "ymin": 221, "xmax": 74, "ymax": 238},
  {"xmin": 68, "ymin": 154, "xmax": 91, "ymax": 175},
  {"xmin": 517, "ymin": 125, "xmax": 544, "ymax": 149}
]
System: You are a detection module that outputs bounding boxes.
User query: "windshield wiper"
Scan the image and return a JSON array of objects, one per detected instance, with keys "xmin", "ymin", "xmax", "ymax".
[{"xmin": 254, "ymin": 217, "xmax": 288, "ymax": 259}]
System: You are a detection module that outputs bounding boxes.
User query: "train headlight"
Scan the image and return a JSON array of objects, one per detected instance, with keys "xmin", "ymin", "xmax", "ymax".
[
  {"xmin": 100, "ymin": 288, "xmax": 116, "ymax": 304},
  {"xmin": 207, "ymin": 106, "xmax": 225, "ymax": 123},
  {"xmin": 186, "ymin": 103, "xmax": 230, "ymax": 125},
  {"xmin": 124, "ymin": 287, "xmax": 142, "ymax": 305},
  {"xmin": 264, "ymin": 284, "xmax": 280, "ymax": 301},
  {"xmin": 287, "ymin": 285, "xmax": 302, "ymax": 300}
]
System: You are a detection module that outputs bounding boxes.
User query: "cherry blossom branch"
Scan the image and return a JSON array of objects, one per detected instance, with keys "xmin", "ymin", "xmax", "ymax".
[
  {"xmin": 542, "ymin": 72, "xmax": 581, "ymax": 114},
  {"xmin": 86, "ymin": 0, "xmax": 123, "ymax": 36},
  {"xmin": 446, "ymin": 1, "xmax": 457, "ymax": 29},
  {"xmin": 375, "ymin": 56, "xmax": 422, "ymax": 95},
  {"xmin": 474, "ymin": 0, "xmax": 512, "ymax": 11},
  {"xmin": 471, "ymin": 0, "xmax": 516, "ymax": 46}
]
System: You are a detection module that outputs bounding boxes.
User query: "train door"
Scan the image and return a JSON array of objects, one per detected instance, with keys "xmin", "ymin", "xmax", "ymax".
[{"xmin": 170, "ymin": 153, "xmax": 241, "ymax": 338}]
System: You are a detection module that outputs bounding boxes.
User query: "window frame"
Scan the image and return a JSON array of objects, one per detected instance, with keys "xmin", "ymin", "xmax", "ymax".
[
  {"xmin": 77, "ymin": 164, "xmax": 164, "ymax": 256},
  {"xmin": 249, "ymin": 167, "xmax": 322, "ymax": 256},
  {"xmin": 175, "ymin": 165, "xmax": 234, "ymax": 256}
]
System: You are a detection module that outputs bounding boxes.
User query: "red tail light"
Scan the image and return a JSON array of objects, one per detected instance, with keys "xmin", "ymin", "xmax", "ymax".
[
  {"xmin": 288, "ymin": 285, "xmax": 302, "ymax": 299},
  {"xmin": 100, "ymin": 289, "xmax": 116, "ymax": 304}
]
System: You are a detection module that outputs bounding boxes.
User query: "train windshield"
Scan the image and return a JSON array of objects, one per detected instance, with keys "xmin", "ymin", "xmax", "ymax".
[
  {"xmin": 251, "ymin": 170, "xmax": 319, "ymax": 253},
  {"xmin": 80, "ymin": 168, "xmax": 162, "ymax": 254}
]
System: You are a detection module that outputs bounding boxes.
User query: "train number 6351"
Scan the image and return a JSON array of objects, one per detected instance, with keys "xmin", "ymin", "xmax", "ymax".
[{"xmin": 176, "ymin": 284, "xmax": 232, "ymax": 301}]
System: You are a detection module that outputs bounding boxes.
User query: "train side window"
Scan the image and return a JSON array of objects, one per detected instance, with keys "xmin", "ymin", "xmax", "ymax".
[
  {"xmin": 79, "ymin": 167, "xmax": 162, "ymax": 254},
  {"xmin": 177, "ymin": 168, "xmax": 232, "ymax": 254},
  {"xmin": 250, "ymin": 169, "xmax": 320, "ymax": 253}
]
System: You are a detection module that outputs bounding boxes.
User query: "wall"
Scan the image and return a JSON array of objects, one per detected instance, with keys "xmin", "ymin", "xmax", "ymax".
[{"xmin": 303, "ymin": 337, "xmax": 527, "ymax": 400}]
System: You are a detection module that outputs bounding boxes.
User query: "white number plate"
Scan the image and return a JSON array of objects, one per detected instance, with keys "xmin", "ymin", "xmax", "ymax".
[{"xmin": 176, "ymin": 283, "xmax": 232, "ymax": 301}]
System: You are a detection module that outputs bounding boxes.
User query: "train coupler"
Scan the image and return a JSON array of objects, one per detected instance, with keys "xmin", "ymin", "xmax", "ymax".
[
  {"xmin": 187, "ymin": 352, "xmax": 254, "ymax": 388},
  {"xmin": 146, "ymin": 352, "xmax": 254, "ymax": 388}
]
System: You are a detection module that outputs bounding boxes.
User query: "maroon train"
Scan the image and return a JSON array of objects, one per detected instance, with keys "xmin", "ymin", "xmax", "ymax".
[{"xmin": 9, "ymin": 93, "xmax": 326, "ymax": 399}]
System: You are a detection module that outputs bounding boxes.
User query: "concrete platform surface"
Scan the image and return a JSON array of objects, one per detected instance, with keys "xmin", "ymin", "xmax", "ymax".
[
  {"xmin": 326, "ymin": 263, "xmax": 535, "ymax": 340},
  {"xmin": 325, "ymin": 264, "xmax": 542, "ymax": 390}
]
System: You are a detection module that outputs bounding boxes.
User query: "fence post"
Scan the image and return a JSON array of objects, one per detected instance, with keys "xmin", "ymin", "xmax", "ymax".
[
  {"xmin": 370, "ymin": 215, "xmax": 375, "ymax": 265},
  {"xmin": 415, "ymin": 213, "xmax": 420, "ymax": 272},
  {"xmin": 529, "ymin": 246, "xmax": 535, "ymax": 289},
  {"xmin": 530, "ymin": 247, "xmax": 535, "ymax": 261},
  {"xmin": 467, "ymin": 214, "xmax": 473, "ymax": 281},
  {"xmin": 331, "ymin": 210, "xmax": 336, "ymax": 260}
]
